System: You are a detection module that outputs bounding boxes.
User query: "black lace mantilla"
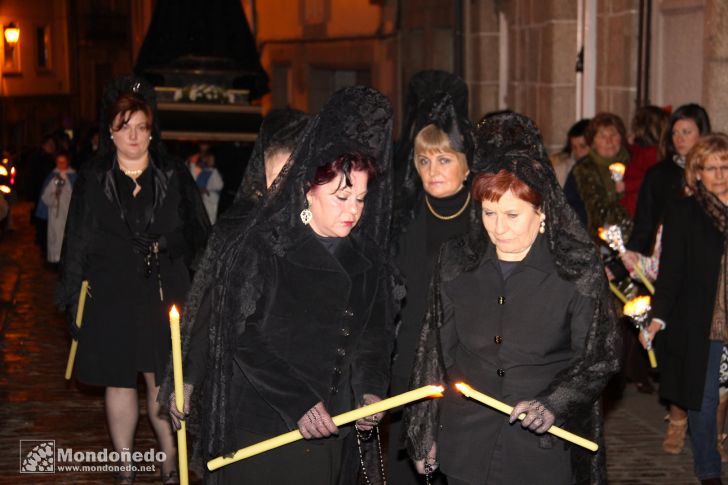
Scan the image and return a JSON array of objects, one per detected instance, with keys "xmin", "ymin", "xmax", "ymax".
[
  {"xmin": 403, "ymin": 112, "xmax": 621, "ymax": 485},
  {"xmin": 234, "ymin": 108, "xmax": 310, "ymax": 206}
]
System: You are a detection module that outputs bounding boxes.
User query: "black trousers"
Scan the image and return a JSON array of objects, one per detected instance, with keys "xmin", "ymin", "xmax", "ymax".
[{"xmin": 218, "ymin": 428, "xmax": 345, "ymax": 485}]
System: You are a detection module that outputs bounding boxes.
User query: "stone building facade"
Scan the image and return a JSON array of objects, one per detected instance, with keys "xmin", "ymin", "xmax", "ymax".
[{"xmin": 1, "ymin": 0, "xmax": 725, "ymax": 153}]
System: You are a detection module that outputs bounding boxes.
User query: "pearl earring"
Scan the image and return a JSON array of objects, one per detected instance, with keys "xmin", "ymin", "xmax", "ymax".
[{"xmin": 539, "ymin": 220, "xmax": 546, "ymax": 234}]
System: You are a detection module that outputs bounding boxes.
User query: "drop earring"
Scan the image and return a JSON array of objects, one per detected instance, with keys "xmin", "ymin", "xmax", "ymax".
[
  {"xmin": 539, "ymin": 220, "xmax": 546, "ymax": 234},
  {"xmin": 300, "ymin": 202, "xmax": 313, "ymax": 225}
]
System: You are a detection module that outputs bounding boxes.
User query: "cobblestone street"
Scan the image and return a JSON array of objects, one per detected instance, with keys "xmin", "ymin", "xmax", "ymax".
[{"xmin": 0, "ymin": 202, "xmax": 722, "ymax": 484}]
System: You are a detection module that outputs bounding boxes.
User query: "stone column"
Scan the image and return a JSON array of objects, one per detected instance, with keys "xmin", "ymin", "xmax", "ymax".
[{"xmin": 703, "ymin": 0, "xmax": 728, "ymax": 132}]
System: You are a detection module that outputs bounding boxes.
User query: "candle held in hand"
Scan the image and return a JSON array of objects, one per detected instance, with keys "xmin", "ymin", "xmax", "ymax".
[
  {"xmin": 169, "ymin": 305, "xmax": 189, "ymax": 485},
  {"xmin": 454, "ymin": 382, "xmax": 598, "ymax": 452},
  {"xmin": 207, "ymin": 384, "xmax": 445, "ymax": 471}
]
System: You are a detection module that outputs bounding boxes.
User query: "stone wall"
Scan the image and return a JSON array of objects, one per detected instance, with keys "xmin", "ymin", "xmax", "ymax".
[
  {"xmin": 466, "ymin": 0, "xmax": 580, "ymax": 151},
  {"xmin": 595, "ymin": 1, "xmax": 639, "ymax": 129},
  {"xmin": 703, "ymin": 0, "xmax": 728, "ymax": 132}
]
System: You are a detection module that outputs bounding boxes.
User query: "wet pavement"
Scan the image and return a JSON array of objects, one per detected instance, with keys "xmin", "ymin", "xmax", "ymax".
[{"xmin": 0, "ymin": 202, "xmax": 722, "ymax": 484}]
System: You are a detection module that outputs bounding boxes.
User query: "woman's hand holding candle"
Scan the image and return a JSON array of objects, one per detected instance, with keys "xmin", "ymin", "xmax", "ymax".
[
  {"xmin": 355, "ymin": 394, "xmax": 383, "ymax": 431},
  {"xmin": 169, "ymin": 383, "xmax": 194, "ymax": 431},
  {"xmin": 297, "ymin": 402, "xmax": 338, "ymax": 439},
  {"xmin": 510, "ymin": 400, "xmax": 556, "ymax": 434}
]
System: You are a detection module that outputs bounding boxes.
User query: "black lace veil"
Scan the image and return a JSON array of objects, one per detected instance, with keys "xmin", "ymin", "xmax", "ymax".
[
  {"xmin": 403, "ymin": 112, "xmax": 621, "ymax": 484},
  {"xmin": 234, "ymin": 107, "xmax": 310, "ymax": 206}
]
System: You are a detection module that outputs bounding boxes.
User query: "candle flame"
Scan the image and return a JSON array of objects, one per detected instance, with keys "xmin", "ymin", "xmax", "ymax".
[
  {"xmin": 454, "ymin": 382, "xmax": 472, "ymax": 396},
  {"xmin": 170, "ymin": 305, "xmax": 180, "ymax": 319},
  {"xmin": 597, "ymin": 227, "xmax": 607, "ymax": 241},
  {"xmin": 623, "ymin": 295, "xmax": 651, "ymax": 317},
  {"xmin": 609, "ymin": 163, "xmax": 626, "ymax": 175},
  {"xmin": 429, "ymin": 385, "xmax": 446, "ymax": 397}
]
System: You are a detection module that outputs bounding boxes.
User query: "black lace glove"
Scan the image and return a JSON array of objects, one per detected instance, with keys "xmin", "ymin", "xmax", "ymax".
[
  {"xmin": 169, "ymin": 383, "xmax": 194, "ymax": 431},
  {"xmin": 132, "ymin": 233, "xmax": 168, "ymax": 254},
  {"xmin": 66, "ymin": 303, "xmax": 81, "ymax": 340},
  {"xmin": 510, "ymin": 399, "xmax": 556, "ymax": 434}
]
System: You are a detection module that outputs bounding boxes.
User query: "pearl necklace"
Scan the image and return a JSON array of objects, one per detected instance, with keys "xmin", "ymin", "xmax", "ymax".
[{"xmin": 122, "ymin": 168, "xmax": 144, "ymax": 177}]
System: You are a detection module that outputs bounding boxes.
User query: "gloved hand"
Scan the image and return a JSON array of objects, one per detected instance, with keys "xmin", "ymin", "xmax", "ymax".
[
  {"xmin": 355, "ymin": 393, "xmax": 384, "ymax": 431},
  {"xmin": 66, "ymin": 303, "xmax": 81, "ymax": 340},
  {"xmin": 510, "ymin": 399, "xmax": 556, "ymax": 434},
  {"xmin": 132, "ymin": 233, "xmax": 167, "ymax": 254},
  {"xmin": 297, "ymin": 402, "xmax": 338, "ymax": 439},
  {"xmin": 169, "ymin": 383, "xmax": 194, "ymax": 431},
  {"xmin": 414, "ymin": 442, "xmax": 438, "ymax": 475}
]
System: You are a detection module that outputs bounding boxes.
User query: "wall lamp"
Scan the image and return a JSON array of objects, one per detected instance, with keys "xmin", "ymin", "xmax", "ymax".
[{"xmin": 3, "ymin": 22, "xmax": 20, "ymax": 74}]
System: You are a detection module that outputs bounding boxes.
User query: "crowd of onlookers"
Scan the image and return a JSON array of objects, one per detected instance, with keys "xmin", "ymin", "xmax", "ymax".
[{"xmin": 553, "ymin": 103, "xmax": 728, "ymax": 484}]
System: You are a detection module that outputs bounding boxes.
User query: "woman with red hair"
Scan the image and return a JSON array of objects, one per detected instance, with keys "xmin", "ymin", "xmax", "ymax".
[{"xmin": 404, "ymin": 112, "xmax": 620, "ymax": 484}]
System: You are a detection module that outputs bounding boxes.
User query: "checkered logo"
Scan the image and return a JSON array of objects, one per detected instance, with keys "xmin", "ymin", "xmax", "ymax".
[{"xmin": 19, "ymin": 440, "xmax": 55, "ymax": 473}]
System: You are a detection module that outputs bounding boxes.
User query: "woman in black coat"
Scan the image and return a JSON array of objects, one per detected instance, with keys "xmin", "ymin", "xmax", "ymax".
[
  {"xmin": 57, "ymin": 76, "xmax": 210, "ymax": 484},
  {"xmin": 641, "ymin": 133, "xmax": 728, "ymax": 484},
  {"xmin": 627, "ymin": 103, "xmax": 711, "ymax": 254},
  {"xmin": 404, "ymin": 113, "xmax": 620, "ymax": 485},
  {"xmin": 169, "ymin": 86, "xmax": 399, "ymax": 485},
  {"xmin": 389, "ymin": 71, "xmax": 473, "ymax": 485}
]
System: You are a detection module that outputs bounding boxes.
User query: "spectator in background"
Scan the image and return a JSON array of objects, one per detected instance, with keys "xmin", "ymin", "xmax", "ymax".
[
  {"xmin": 642, "ymin": 134, "xmax": 728, "ymax": 483},
  {"xmin": 190, "ymin": 148, "xmax": 223, "ymax": 224},
  {"xmin": 628, "ymin": 103, "xmax": 711, "ymax": 255},
  {"xmin": 564, "ymin": 112, "xmax": 633, "ymax": 240},
  {"xmin": 40, "ymin": 152, "xmax": 76, "ymax": 266},
  {"xmin": 549, "ymin": 118, "xmax": 590, "ymax": 187},
  {"xmin": 622, "ymin": 106, "xmax": 670, "ymax": 217},
  {"xmin": 29, "ymin": 134, "xmax": 57, "ymax": 254}
]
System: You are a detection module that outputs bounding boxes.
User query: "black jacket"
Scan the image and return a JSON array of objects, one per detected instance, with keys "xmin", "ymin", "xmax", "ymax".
[
  {"xmin": 436, "ymin": 235, "xmax": 595, "ymax": 484},
  {"xmin": 652, "ymin": 197, "xmax": 724, "ymax": 410},
  {"xmin": 57, "ymin": 155, "xmax": 210, "ymax": 387},
  {"xmin": 188, "ymin": 226, "xmax": 395, "ymax": 439},
  {"xmin": 627, "ymin": 159, "xmax": 684, "ymax": 254}
]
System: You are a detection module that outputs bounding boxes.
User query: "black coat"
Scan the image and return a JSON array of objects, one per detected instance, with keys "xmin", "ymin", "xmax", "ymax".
[
  {"xmin": 216, "ymin": 227, "xmax": 395, "ymax": 438},
  {"xmin": 58, "ymin": 156, "xmax": 210, "ymax": 387},
  {"xmin": 627, "ymin": 159, "xmax": 684, "ymax": 254},
  {"xmin": 652, "ymin": 197, "xmax": 724, "ymax": 410},
  {"xmin": 435, "ymin": 235, "xmax": 595, "ymax": 484}
]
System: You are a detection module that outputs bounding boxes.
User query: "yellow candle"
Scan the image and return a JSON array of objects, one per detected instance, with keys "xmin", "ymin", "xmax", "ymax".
[
  {"xmin": 65, "ymin": 280, "xmax": 89, "ymax": 380},
  {"xmin": 608, "ymin": 282, "xmax": 628, "ymax": 304},
  {"xmin": 207, "ymin": 384, "xmax": 445, "ymax": 471},
  {"xmin": 169, "ymin": 305, "xmax": 189, "ymax": 485},
  {"xmin": 454, "ymin": 382, "xmax": 599, "ymax": 452},
  {"xmin": 647, "ymin": 349, "xmax": 657, "ymax": 369}
]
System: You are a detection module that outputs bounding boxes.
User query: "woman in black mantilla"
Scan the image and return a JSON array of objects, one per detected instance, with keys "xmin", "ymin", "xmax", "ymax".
[
  {"xmin": 389, "ymin": 70, "xmax": 474, "ymax": 485},
  {"xmin": 165, "ymin": 86, "xmax": 400, "ymax": 485},
  {"xmin": 404, "ymin": 112, "xmax": 621, "ymax": 484},
  {"xmin": 57, "ymin": 75, "xmax": 210, "ymax": 484}
]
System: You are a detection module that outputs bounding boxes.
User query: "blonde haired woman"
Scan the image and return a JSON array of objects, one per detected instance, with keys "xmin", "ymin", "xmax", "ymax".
[
  {"xmin": 642, "ymin": 133, "xmax": 728, "ymax": 484},
  {"xmin": 389, "ymin": 72, "xmax": 474, "ymax": 484}
]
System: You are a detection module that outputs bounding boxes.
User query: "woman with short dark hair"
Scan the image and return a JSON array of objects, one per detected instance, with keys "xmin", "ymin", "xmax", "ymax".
[{"xmin": 565, "ymin": 112, "xmax": 632, "ymax": 239}]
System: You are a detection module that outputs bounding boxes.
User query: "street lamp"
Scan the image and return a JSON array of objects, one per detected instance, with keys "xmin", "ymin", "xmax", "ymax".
[
  {"xmin": 4, "ymin": 23, "xmax": 19, "ymax": 45},
  {"xmin": 3, "ymin": 22, "xmax": 20, "ymax": 73}
]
